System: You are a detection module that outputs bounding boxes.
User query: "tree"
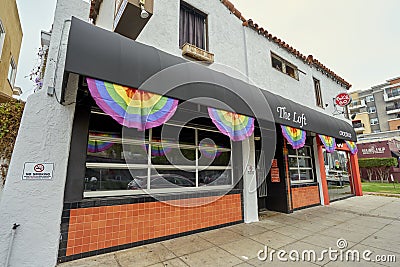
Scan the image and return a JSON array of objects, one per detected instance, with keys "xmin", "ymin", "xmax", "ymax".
[
  {"xmin": 358, "ymin": 158, "xmax": 398, "ymax": 182},
  {"xmin": 0, "ymin": 99, "xmax": 25, "ymax": 185}
]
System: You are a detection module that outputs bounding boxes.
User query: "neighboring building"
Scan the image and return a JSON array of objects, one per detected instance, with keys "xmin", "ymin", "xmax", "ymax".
[
  {"xmin": 0, "ymin": 0, "xmax": 23, "ymax": 102},
  {"xmin": 0, "ymin": 1, "xmax": 362, "ymax": 266},
  {"xmin": 357, "ymin": 139, "xmax": 400, "ymax": 182},
  {"xmin": 349, "ymin": 77, "xmax": 400, "ymax": 141}
]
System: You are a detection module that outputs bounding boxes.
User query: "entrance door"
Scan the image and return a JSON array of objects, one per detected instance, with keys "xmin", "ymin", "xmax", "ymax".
[
  {"xmin": 256, "ymin": 150, "xmax": 268, "ymax": 210},
  {"xmin": 325, "ymin": 150, "xmax": 355, "ymax": 201}
]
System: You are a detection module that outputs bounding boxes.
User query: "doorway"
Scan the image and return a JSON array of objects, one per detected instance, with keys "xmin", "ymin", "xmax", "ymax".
[{"xmin": 324, "ymin": 150, "xmax": 355, "ymax": 201}]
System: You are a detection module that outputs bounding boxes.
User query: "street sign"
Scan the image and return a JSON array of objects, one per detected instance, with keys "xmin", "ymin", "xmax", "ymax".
[{"xmin": 335, "ymin": 93, "xmax": 352, "ymax": 107}]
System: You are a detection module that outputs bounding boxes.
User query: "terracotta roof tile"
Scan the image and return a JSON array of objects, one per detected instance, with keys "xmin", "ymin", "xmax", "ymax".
[{"xmin": 220, "ymin": 0, "xmax": 351, "ymax": 89}]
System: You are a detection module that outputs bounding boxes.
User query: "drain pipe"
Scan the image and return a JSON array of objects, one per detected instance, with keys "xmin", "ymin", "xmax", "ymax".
[
  {"xmin": 5, "ymin": 223, "xmax": 20, "ymax": 267},
  {"xmin": 242, "ymin": 26, "xmax": 250, "ymax": 82}
]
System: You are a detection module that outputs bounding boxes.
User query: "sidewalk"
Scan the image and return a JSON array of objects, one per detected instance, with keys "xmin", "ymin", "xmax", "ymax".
[{"xmin": 59, "ymin": 195, "xmax": 400, "ymax": 266}]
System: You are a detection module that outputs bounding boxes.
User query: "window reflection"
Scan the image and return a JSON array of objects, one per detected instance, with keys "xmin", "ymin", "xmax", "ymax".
[{"xmin": 85, "ymin": 114, "xmax": 233, "ymax": 193}]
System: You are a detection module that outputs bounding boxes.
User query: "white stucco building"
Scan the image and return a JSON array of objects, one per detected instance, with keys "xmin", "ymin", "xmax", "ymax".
[{"xmin": 0, "ymin": 1, "xmax": 362, "ymax": 266}]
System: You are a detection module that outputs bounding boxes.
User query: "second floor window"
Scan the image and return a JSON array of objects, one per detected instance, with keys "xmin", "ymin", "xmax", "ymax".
[
  {"xmin": 0, "ymin": 20, "xmax": 5, "ymax": 58},
  {"xmin": 179, "ymin": 2, "xmax": 207, "ymax": 50},
  {"xmin": 271, "ymin": 53, "xmax": 298, "ymax": 80},
  {"xmin": 7, "ymin": 57, "xmax": 17, "ymax": 87},
  {"xmin": 313, "ymin": 78, "xmax": 323, "ymax": 108}
]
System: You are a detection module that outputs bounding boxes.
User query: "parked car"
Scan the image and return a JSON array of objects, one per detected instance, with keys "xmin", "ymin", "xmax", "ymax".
[{"xmin": 127, "ymin": 174, "xmax": 195, "ymax": 190}]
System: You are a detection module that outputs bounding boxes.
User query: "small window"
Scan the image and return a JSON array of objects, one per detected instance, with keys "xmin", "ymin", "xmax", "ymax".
[
  {"xmin": 7, "ymin": 57, "xmax": 17, "ymax": 87},
  {"xmin": 313, "ymin": 78, "xmax": 323, "ymax": 108},
  {"xmin": 368, "ymin": 106, "xmax": 376, "ymax": 114},
  {"xmin": 288, "ymin": 145, "xmax": 315, "ymax": 183},
  {"xmin": 0, "ymin": 20, "xmax": 5, "ymax": 58},
  {"xmin": 365, "ymin": 95, "xmax": 375, "ymax": 103},
  {"xmin": 271, "ymin": 53, "xmax": 298, "ymax": 80},
  {"xmin": 370, "ymin": 118, "xmax": 379, "ymax": 125},
  {"xmin": 179, "ymin": 2, "xmax": 207, "ymax": 50}
]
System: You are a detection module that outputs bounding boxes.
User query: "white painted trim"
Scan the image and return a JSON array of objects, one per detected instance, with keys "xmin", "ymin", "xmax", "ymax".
[
  {"xmin": 242, "ymin": 134, "xmax": 259, "ymax": 223},
  {"xmin": 313, "ymin": 138, "xmax": 325, "ymax": 206}
]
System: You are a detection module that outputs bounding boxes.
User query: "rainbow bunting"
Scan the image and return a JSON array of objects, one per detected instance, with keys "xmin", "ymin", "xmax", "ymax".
[
  {"xmin": 87, "ymin": 78, "xmax": 179, "ymax": 130},
  {"xmin": 87, "ymin": 133, "xmax": 118, "ymax": 153},
  {"xmin": 345, "ymin": 140, "xmax": 358, "ymax": 155},
  {"xmin": 208, "ymin": 108, "xmax": 254, "ymax": 141},
  {"xmin": 281, "ymin": 125, "xmax": 306, "ymax": 149},
  {"xmin": 318, "ymin": 134, "xmax": 336, "ymax": 153},
  {"xmin": 199, "ymin": 144, "xmax": 223, "ymax": 159},
  {"xmin": 144, "ymin": 141, "xmax": 173, "ymax": 157}
]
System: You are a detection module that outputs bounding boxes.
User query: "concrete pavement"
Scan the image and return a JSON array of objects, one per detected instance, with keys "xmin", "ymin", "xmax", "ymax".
[{"xmin": 59, "ymin": 195, "xmax": 400, "ymax": 266}]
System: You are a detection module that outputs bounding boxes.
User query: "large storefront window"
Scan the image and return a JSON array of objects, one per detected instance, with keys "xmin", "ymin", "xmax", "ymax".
[
  {"xmin": 288, "ymin": 145, "xmax": 315, "ymax": 183},
  {"xmin": 323, "ymin": 150, "xmax": 354, "ymax": 201},
  {"xmin": 85, "ymin": 112, "xmax": 233, "ymax": 195}
]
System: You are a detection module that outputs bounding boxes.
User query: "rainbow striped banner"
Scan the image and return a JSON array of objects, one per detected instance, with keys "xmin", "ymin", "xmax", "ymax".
[
  {"xmin": 144, "ymin": 141, "xmax": 173, "ymax": 157},
  {"xmin": 281, "ymin": 125, "xmax": 306, "ymax": 149},
  {"xmin": 199, "ymin": 144, "xmax": 223, "ymax": 159},
  {"xmin": 87, "ymin": 133, "xmax": 118, "ymax": 153},
  {"xmin": 318, "ymin": 134, "xmax": 336, "ymax": 153},
  {"xmin": 345, "ymin": 140, "xmax": 358, "ymax": 155},
  {"xmin": 87, "ymin": 78, "xmax": 178, "ymax": 130},
  {"xmin": 208, "ymin": 108, "xmax": 254, "ymax": 141}
]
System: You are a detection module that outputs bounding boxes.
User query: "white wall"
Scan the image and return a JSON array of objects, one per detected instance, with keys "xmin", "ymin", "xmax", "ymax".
[
  {"xmin": 0, "ymin": 1, "xmax": 90, "ymax": 266},
  {"xmin": 119, "ymin": 0, "xmax": 350, "ymax": 120}
]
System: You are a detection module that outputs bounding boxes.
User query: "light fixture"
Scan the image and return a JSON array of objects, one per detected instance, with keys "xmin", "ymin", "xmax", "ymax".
[{"xmin": 139, "ymin": 0, "xmax": 149, "ymax": 19}]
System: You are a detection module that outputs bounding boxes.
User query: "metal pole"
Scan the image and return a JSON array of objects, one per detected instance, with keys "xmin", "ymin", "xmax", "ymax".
[{"xmin": 5, "ymin": 223, "xmax": 20, "ymax": 267}]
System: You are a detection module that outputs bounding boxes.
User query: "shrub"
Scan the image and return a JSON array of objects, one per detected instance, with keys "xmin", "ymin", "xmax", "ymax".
[
  {"xmin": 358, "ymin": 157, "xmax": 398, "ymax": 182},
  {"xmin": 0, "ymin": 99, "xmax": 25, "ymax": 184}
]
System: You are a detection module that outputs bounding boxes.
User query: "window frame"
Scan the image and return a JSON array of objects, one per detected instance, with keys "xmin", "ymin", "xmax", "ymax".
[
  {"xmin": 365, "ymin": 95, "xmax": 375, "ymax": 103},
  {"xmin": 179, "ymin": 1, "xmax": 208, "ymax": 51},
  {"xmin": 271, "ymin": 52, "xmax": 299, "ymax": 80},
  {"xmin": 288, "ymin": 145, "xmax": 315, "ymax": 184},
  {"xmin": 367, "ymin": 106, "xmax": 376, "ymax": 114},
  {"xmin": 0, "ymin": 20, "xmax": 5, "ymax": 59},
  {"xmin": 84, "ymin": 119, "xmax": 234, "ymax": 198},
  {"xmin": 370, "ymin": 118, "xmax": 379, "ymax": 125},
  {"xmin": 313, "ymin": 77, "xmax": 324, "ymax": 108},
  {"xmin": 7, "ymin": 56, "xmax": 16, "ymax": 87}
]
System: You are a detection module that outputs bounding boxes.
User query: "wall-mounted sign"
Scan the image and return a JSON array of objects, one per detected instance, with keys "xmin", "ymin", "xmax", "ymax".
[
  {"xmin": 247, "ymin": 165, "xmax": 255, "ymax": 175},
  {"xmin": 358, "ymin": 141, "xmax": 392, "ymax": 158},
  {"xmin": 276, "ymin": 107, "xmax": 307, "ymax": 128},
  {"xmin": 271, "ymin": 159, "xmax": 280, "ymax": 183},
  {"xmin": 361, "ymin": 145, "xmax": 386, "ymax": 155},
  {"xmin": 335, "ymin": 93, "xmax": 352, "ymax": 107},
  {"xmin": 22, "ymin": 163, "xmax": 54, "ymax": 180}
]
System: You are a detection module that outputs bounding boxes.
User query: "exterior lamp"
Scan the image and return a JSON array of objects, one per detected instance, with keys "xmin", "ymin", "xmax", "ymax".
[{"xmin": 140, "ymin": 0, "xmax": 149, "ymax": 19}]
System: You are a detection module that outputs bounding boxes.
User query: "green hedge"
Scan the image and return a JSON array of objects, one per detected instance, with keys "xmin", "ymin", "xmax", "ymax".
[
  {"xmin": 358, "ymin": 157, "xmax": 398, "ymax": 168},
  {"xmin": 0, "ymin": 99, "xmax": 25, "ymax": 183}
]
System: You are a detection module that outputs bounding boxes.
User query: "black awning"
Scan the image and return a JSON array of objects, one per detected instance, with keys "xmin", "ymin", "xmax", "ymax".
[{"xmin": 64, "ymin": 17, "xmax": 356, "ymax": 142}]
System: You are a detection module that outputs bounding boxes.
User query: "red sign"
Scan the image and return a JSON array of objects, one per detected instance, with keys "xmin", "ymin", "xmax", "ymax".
[
  {"xmin": 271, "ymin": 159, "xmax": 280, "ymax": 183},
  {"xmin": 335, "ymin": 93, "xmax": 351, "ymax": 107}
]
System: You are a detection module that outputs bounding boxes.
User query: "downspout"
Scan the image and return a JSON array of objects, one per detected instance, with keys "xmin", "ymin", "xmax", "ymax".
[
  {"xmin": 5, "ymin": 223, "xmax": 20, "ymax": 267},
  {"xmin": 242, "ymin": 26, "xmax": 250, "ymax": 83}
]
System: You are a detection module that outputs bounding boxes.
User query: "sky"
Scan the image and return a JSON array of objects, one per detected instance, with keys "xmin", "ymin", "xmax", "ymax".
[
  {"xmin": 14, "ymin": 0, "xmax": 400, "ymax": 99},
  {"xmin": 15, "ymin": 0, "xmax": 56, "ymax": 99}
]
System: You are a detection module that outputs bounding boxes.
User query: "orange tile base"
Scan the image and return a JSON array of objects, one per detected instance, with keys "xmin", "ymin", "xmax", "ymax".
[
  {"xmin": 291, "ymin": 186, "xmax": 320, "ymax": 210},
  {"xmin": 66, "ymin": 194, "xmax": 242, "ymax": 256}
]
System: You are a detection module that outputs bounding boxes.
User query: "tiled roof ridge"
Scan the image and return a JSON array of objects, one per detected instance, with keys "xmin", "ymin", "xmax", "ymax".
[{"xmin": 220, "ymin": 0, "xmax": 351, "ymax": 89}]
